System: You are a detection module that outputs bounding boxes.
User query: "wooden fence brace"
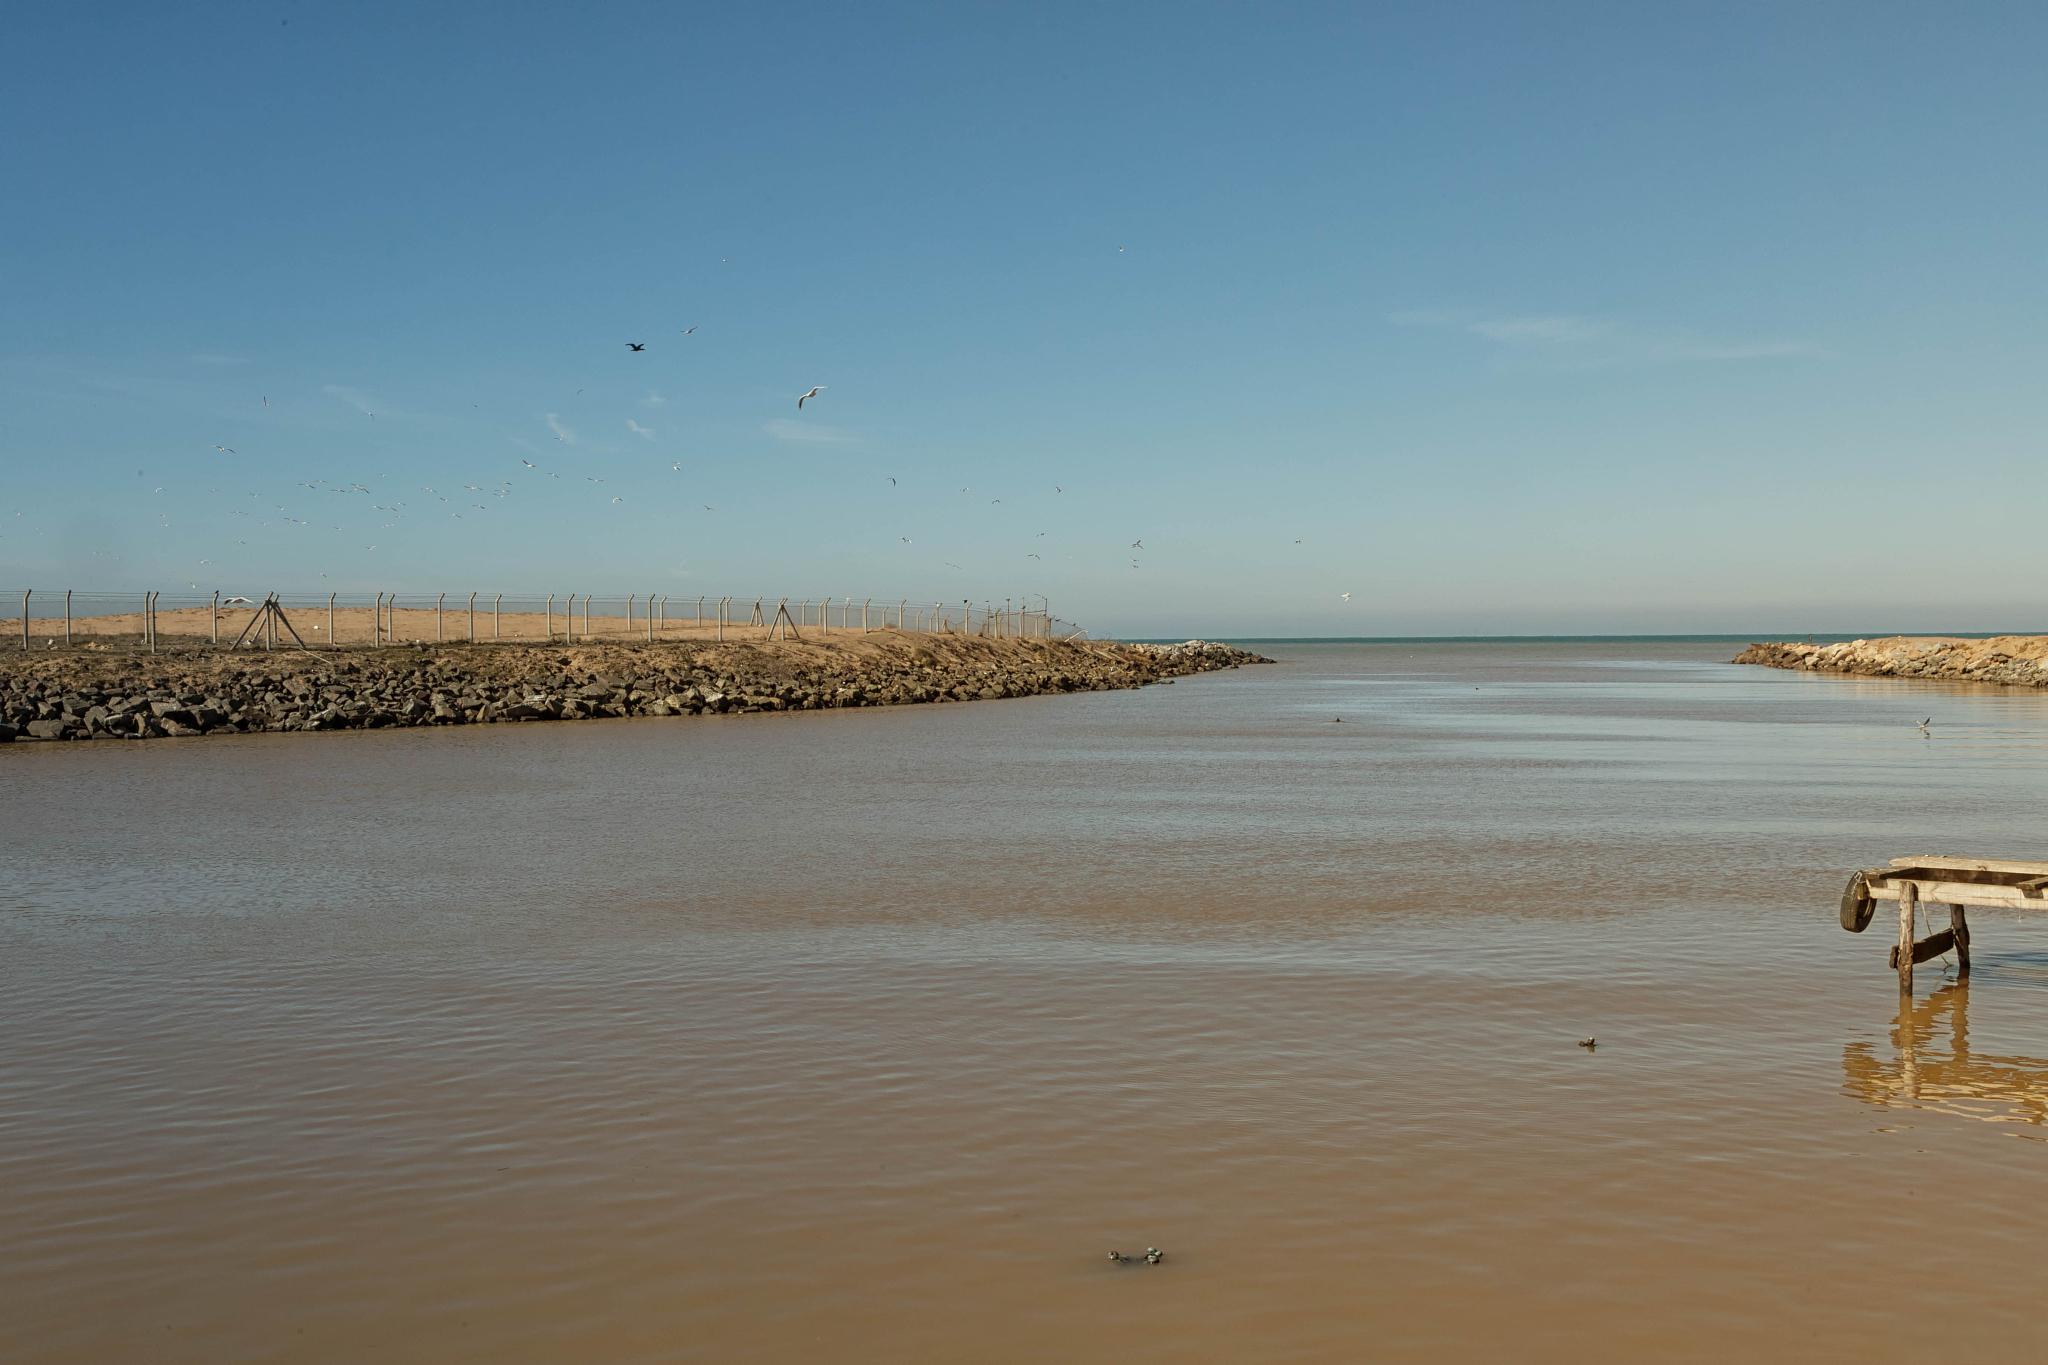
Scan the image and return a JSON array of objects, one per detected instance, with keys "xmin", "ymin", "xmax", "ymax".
[
  {"xmin": 436, "ymin": 591, "xmax": 446, "ymax": 643},
  {"xmin": 495, "ymin": 593, "xmax": 502, "ymax": 641},
  {"xmin": 1898, "ymin": 879, "xmax": 1918, "ymax": 994}
]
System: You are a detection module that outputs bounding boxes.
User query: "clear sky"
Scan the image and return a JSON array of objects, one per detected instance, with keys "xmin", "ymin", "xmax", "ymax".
[{"xmin": 5, "ymin": 2, "xmax": 2046, "ymax": 637}]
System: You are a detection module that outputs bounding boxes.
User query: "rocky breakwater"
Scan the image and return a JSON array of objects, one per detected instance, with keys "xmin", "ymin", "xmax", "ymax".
[
  {"xmin": 1734, "ymin": 635, "xmax": 2048, "ymax": 688},
  {"xmin": 0, "ymin": 634, "xmax": 1270, "ymax": 744}
]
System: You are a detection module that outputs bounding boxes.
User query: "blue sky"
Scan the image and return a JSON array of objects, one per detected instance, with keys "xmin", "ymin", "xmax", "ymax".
[{"xmin": 4, "ymin": 2, "xmax": 2046, "ymax": 637}]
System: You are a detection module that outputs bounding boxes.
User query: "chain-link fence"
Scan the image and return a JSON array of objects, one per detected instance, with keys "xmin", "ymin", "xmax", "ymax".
[{"xmin": 4, "ymin": 588, "xmax": 1088, "ymax": 653}]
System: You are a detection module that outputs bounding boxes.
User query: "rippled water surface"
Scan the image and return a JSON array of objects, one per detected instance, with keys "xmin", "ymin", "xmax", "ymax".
[{"xmin": 11, "ymin": 641, "xmax": 2048, "ymax": 1362}]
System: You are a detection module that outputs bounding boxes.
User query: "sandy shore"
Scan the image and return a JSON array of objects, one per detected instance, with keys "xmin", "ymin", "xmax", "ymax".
[
  {"xmin": 1735, "ymin": 635, "xmax": 2048, "ymax": 687},
  {"xmin": 13, "ymin": 602, "xmax": 957, "ymax": 649}
]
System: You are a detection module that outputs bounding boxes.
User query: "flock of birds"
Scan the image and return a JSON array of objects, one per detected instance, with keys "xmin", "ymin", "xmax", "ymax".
[{"xmin": 11, "ymin": 305, "xmax": 1362, "ymax": 605}]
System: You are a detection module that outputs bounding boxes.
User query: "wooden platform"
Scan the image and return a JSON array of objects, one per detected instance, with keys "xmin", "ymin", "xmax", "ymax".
[{"xmin": 1837, "ymin": 856, "xmax": 2048, "ymax": 992}]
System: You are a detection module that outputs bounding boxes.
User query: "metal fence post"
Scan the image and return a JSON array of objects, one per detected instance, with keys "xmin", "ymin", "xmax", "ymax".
[
  {"xmin": 546, "ymin": 594, "xmax": 554, "ymax": 642},
  {"xmin": 436, "ymin": 591, "xmax": 446, "ymax": 643},
  {"xmin": 373, "ymin": 591, "xmax": 383, "ymax": 646},
  {"xmin": 719, "ymin": 596, "xmax": 728, "ymax": 642},
  {"xmin": 582, "ymin": 593, "xmax": 590, "ymax": 640},
  {"xmin": 627, "ymin": 594, "xmax": 635, "ymax": 638},
  {"xmin": 329, "ymin": 592, "xmax": 337, "ymax": 648},
  {"xmin": 495, "ymin": 593, "xmax": 502, "ymax": 641},
  {"xmin": 863, "ymin": 598, "xmax": 870, "ymax": 632},
  {"xmin": 647, "ymin": 592, "xmax": 654, "ymax": 642},
  {"xmin": 210, "ymin": 590, "xmax": 218, "ymax": 646},
  {"xmin": 19, "ymin": 590, "xmax": 28, "ymax": 651},
  {"xmin": 468, "ymin": 591, "xmax": 476, "ymax": 643}
]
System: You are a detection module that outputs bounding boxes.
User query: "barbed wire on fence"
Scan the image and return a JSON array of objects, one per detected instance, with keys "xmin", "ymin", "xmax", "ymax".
[{"xmin": 3, "ymin": 587, "xmax": 1089, "ymax": 653}]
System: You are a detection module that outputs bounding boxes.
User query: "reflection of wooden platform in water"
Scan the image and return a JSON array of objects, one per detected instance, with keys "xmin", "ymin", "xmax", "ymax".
[
  {"xmin": 1842, "ymin": 985, "xmax": 2048, "ymax": 1129},
  {"xmin": 1837, "ymin": 856, "xmax": 2048, "ymax": 993}
]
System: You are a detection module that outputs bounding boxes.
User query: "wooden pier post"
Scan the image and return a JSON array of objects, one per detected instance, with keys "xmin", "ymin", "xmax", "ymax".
[
  {"xmin": 1897, "ymin": 880, "xmax": 1917, "ymax": 995},
  {"xmin": 1951, "ymin": 903, "xmax": 1971, "ymax": 977}
]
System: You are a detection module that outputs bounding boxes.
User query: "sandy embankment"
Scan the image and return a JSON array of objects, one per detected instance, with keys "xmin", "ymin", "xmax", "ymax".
[
  {"xmin": 14, "ymin": 602, "xmax": 916, "ymax": 648},
  {"xmin": 1734, "ymin": 636, "xmax": 2048, "ymax": 687}
]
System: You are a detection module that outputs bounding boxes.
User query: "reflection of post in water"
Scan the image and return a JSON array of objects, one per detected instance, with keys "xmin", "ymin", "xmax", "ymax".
[{"xmin": 1843, "ymin": 983, "xmax": 2048, "ymax": 1127}]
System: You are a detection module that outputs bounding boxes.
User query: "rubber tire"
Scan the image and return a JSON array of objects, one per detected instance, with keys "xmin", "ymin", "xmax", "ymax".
[{"xmin": 1840, "ymin": 870, "xmax": 1875, "ymax": 933}]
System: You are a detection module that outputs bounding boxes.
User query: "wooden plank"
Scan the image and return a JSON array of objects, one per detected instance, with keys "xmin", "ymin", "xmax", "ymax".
[
  {"xmin": 1866, "ymin": 879, "xmax": 2047, "ymax": 910},
  {"xmin": 1898, "ymin": 880, "xmax": 1917, "ymax": 994},
  {"xmin": 1888, "ymin": 855, "xmax": 2048, "ymax": 876},
  {"xmin": 1890, "ymin": 929, "xmax": 1955, "ymax": 970}
]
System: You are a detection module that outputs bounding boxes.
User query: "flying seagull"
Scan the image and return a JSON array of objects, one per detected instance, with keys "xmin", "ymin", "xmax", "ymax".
[
  {"xmin": 1130, "ymin": 539, "xmax": 1143, "ymax": 549},
  {"xmin": 520, "ymin": 459, "xmax": 536, "ymax": 468},
  {"xmin": 1341, "ymin": 592, "xmax": 1352, "ymax": 602},
  {"xmin": 214, "ymin": 445, "xmax": 235, "ymax": 455},
  {"xmin": 796, "ymin": 386, "xmax": 825, "ymax": 409},
  {"xmin": 627, "ymin": 342, "xmax": 646, "ymax": 352},
  {"xmin": 887, "ymin": 477, "xmax": 896, "ymax": 486},
  {"xmin": 681, "ymin": 325, "xmax": 698, "ymax": 335},
  {"xmin": 1917, "ymin": 717, "xmax": 1932, "ymax": 733}
]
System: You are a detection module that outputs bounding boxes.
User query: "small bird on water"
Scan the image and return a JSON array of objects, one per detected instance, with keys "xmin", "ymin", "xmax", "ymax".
[
  {"xmin": 1578, "ymin": 1037, "xmax": 1597, "ymax": 1050},
  {"xmin": 1145, "ymin": 1247, "xmax": 1164, "ymax": 1264},
  {"xmin": 1917, "ymin": 717, "xmax": 1932, "ymax": 734}
]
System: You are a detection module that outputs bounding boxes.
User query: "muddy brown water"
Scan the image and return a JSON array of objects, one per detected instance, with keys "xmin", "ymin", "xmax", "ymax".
[{"xmin": 9, "ymin": 640, "xmax": 2048, "ymax": 1362}]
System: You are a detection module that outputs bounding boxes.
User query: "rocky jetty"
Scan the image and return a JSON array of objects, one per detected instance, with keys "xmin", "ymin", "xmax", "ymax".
[
  {"xmin": 0, "ymin": 634, "xmax": 1269, "ymax": 744},
  {"xmin": 1734, "ymin": 635, "xmax": 2048, "ymax": 688}
]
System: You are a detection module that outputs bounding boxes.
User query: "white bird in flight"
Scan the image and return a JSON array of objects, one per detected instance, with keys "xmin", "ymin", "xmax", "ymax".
[
  {"xmin": 796, "ymin": 386, "xmax": 826, "ymax": 410},
  {"xmin": 214, "ymin": 445, "xmax": 235, "ymax": 455},
  {"xmin": 1341, "ymin": 592, "xmax": 1353, "ymax": 602}
]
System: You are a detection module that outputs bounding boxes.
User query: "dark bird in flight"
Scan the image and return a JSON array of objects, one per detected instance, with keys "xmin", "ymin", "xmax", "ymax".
[
  {"xmin": 626, "ymin": 343, "xmax": 646, "ymax": 352},
  {"xmin": 681, "ymin": 326, "xmax": 698, "ymax": 335},
  {"xmin": 1130, "ymin": 539, "xmax": 1144, "ymax": 549},
  {"xmin": 888, "ymin": 477, "xmax": 896, "ymax": 486}
]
